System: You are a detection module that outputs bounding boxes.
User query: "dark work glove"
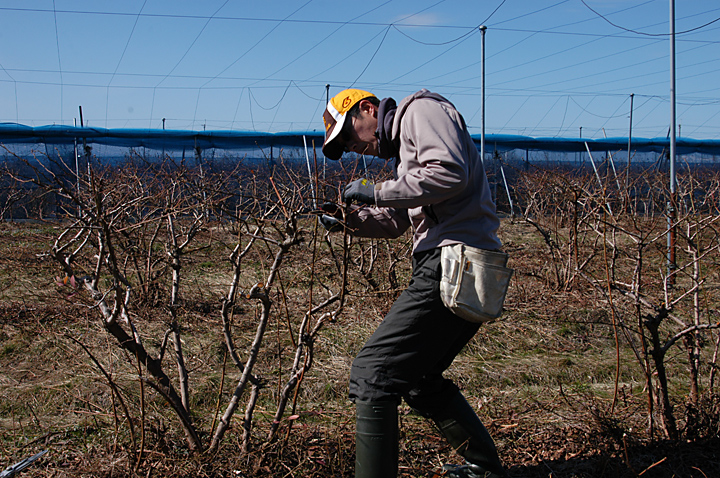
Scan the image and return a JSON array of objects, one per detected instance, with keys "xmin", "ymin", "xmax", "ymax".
[
  {"xmin": 317, "ymin": 202, "xmax": 343, "ymax": 232},
  {"xmin": 321, "ymin": 202, "xmax": 340, "ymax": 215},
  {"xmin": 343, "ymin": 178, "xmax": 376, "ymax": 205},
  {"xmin": 319, "ymin": 214, "xmax": 343, "ymax": 232}
]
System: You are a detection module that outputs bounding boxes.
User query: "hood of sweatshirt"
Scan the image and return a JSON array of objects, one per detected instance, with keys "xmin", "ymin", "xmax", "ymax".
[
  {"xmin": 391, "ymin": 89, "xmax": 456, "ymax": 141},
  {"xmin": 375, "ymin": 97, "xmax": 398, "ymax": 160}
]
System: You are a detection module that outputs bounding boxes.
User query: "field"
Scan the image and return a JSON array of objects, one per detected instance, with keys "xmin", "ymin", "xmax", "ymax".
[{"xmin": 1, "ymin": 157, "xmax": 719, "ymax": 477}]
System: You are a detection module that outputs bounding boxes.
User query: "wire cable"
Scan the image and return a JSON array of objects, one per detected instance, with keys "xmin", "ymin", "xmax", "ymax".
[
  {"xmin": 349, "ymin": 25, "xmax": 392, "ymax": 88},
  {"xmin": 106, "ymin": 0, "xmax": 148, "ymax": 126},
  {"xmin": 495, "ymin": 95, "xmax": 530, "ymax": 134},
  {"xmin": 152, "ymin": 1, "xmax": 230, "ymax": 128},
  {"xmin": 305, "ymin": 17, "xmax": 392, "ymax": 83},
  {"xmin": 108, "ymin": 0, "xmax": 147, "ymax": 85},
  {"xmin": 528, "ymin": 95, "xmax": 563, "ymax": 137},
  {"xmin": 686, "ymin": 106, "xmax": 720, "ymax": 137},
  {"xmin": 301, "ymin": 85, "xmax": 327, "ymax": 132},
  {"xmin": 480, "ymin": 0, "xmax": 508, "ymax": 25},
  {"xmin": 200, "ymin": 0, "xmax": 314, "ymax": 89},
  {"xmin": 391, "ymin": 24, "xmax": 475, "ymax": 46},
  {"xmin": 581, "ymin": 0, "xmax": 720, "ymax": 37},
  {"xmin": 382, "ymin": 0, "xmax": 507, "ymax": 85},
  {"xmin": 241, "ymin": 0, "xmax": 395, "ymax": 132},
  {"xmin": 388, "ymin": 0, "xmax": 504, "ymax": 46},
  {"xmin": 423, "ymin": 1, "xmax": 687, "ymax": 91},
  {"xmin": 593, "ymin": 96, "xmax": 633, "ymax": 138},
  {"xmin": 567, "ymin": 96, "xmax": 597, "ymax": 132},
  {"xmin": 248, "ymin": 83, "xmax": 292, "ymax": 111},
  {"xmin": 556, "ymin": 95, "xmax": 570, "ymax": 137},
  {"xmin": 290, "ymin": 81, "xmax": 323, "ymax": 101},
  {"xmin": 4, "ymin": 2, "xmax": 720, "ymax": 137},
  {"xmin": 269, "ymin": 81, "xmax": 293, "ymax": 131},
  {"xmin": 384, "ymin": 28, "xmax": 477, "ymax": 85},
  {"xmin": 492, "ymin": 0, "xmax": 572, "ymax": 26},
  {"xmin": 300, "ymin": 0, "xmax": 441, "ymax": 88},
  {"xmin": 0, "ymin": 62, "xmax": 19, "ymax": 123},
  {"xmin": 230, "ymin": 88, "xmax": 244, "ymax": 130},
  {"xmin": 245, "ymin": 0, "xmax": 393, "ymax": 133},
  {"xmin": 155, "ymin": 0, "xmax": 231, "ymax": 88},
  {"xmin": 569, "ymin": 95, "xmax": 627, "ymax": 119},
  {"xmin": 5, "ymin": 3, "xmax": 720, "ymax": 37},
  {"xmin": 260, "ymin": 0, "xmax": 393, "ymax": 84}
]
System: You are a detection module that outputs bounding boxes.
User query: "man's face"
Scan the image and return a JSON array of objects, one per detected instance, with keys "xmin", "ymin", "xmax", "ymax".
[{"xmin": 342, "ymin": 99, "xmax": 379, "ymax": 157}]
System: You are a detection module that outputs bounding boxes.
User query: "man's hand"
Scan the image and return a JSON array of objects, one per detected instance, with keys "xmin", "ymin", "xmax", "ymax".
[
  {"xmin": 319, "ymin": 214, "xmax": 343, "ymax": 232},
  {"xmin": 343, "ymin": 178, "xmax": 376, "ymax": 205},
  {"xmin": 316, "ymin": 202, "xmax": 343, "ymax": 232}
]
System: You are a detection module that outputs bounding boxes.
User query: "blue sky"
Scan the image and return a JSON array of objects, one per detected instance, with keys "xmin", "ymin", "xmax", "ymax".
[{"xmin": 1, "ymin": 0, "xmax": 718, "ymax": 139}]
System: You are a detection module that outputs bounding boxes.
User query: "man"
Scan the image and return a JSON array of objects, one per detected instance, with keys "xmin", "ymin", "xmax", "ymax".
[{"xmin": 320, "ymin": 88, "xmax": 507, "ymax": 478}]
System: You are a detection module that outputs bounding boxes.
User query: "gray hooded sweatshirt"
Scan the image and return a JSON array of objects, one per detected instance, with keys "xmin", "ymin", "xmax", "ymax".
[{"xmin": 346, "ymin": 89, "xmax": 501, "ymax": 253}]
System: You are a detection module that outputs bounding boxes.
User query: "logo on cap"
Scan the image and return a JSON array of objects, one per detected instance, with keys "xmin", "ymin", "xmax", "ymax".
[{"xmin": 342, "ymin": 96, "xmax": 352, "ymax": 109}]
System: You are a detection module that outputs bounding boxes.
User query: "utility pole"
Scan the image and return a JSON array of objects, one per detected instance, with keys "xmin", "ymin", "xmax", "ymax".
[
  {"xmin": 480, "ymin": 25, "xmax": 487, "ymax": 165},
  {"xmin": 668, "ymin": 0, "xmax": 677, "ymax": 281},
  {"xmin": 628, "ymin": 93, "xmax": 634, "ymax": 188}
]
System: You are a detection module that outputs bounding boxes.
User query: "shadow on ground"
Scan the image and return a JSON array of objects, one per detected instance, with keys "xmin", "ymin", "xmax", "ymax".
[{"xmin": 507, "ymin": 437, "xmax": 719, "ymax": 478}]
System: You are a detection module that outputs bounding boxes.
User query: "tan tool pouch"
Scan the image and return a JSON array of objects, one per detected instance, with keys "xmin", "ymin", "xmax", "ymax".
[{"xmin": 440, "ymin": 244, "xmax": 513, "ymax": 323}]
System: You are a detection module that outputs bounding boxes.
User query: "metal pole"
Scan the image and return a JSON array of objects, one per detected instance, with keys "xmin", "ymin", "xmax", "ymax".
[
  {"xmin": 74, "ymin": 118, "xmax": 79, "ymax": 182},
  {"xmin": 602, "ymin": 128, "xmax": 622, "ymax": 193},
  {"xmin": 585, "ymin": 142, "xmax": 613, "ymax": 216},
  {"xmin": 74, "ymin": 118, "xmax": 81, "ymax": 217},
  {"xmin": 78, "ymin": 105, "xmax": 90, "ymax": 176},
  {"xmin": 303, "ymin": 135, "xmax": 316, "ymax": 209},
  {"xmin": 480, "ymin": 25, "xmax": 486, "ymax": 165},
  {"xmin": 324, "ymin": 84, "xmax": 330, "ymax": 182},
  {"xmin": 575, "ymin": 127, "xmax": 582, "ymax": 165},
  {"xmin": 668, "ymin": 0, "xmax": 677, "ymax": 279},
  {"xmin": 499, "ymin": 159, "xmax": 514, "ymax": 218},
  {"xmin": 162, "ymin": 118, "xmax": 166, "ymax": 158},
  {"xmin": 628, "ymin": 93, "xmax": 634, "ymax": 188}
]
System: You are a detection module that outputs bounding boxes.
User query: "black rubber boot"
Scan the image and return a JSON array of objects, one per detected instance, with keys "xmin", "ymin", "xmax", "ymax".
[
  {"xmin": 438, "ymin": 462, "xmax": 505, "ymax": 478},
  {"xmin": 355, "ymin": 400, "xmax": 399, "ymax": 478},
  {"xmin": 431, "ymin": 392, "xmax": 506, "ymax": 478}
]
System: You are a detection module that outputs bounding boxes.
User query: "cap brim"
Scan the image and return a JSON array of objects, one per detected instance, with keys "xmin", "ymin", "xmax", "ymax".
[
  {"xmin": 322, "ymin": 138, "xmax": 344, "ymax": 161},
  {"xmin": 322, "ymin": 112, "xmax": 348, "ymax": 161}
]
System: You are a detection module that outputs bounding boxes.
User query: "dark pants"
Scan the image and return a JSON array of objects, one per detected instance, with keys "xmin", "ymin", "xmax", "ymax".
[{"xmin": 349, "ymin": 247, "xmax": 481, "ymax": 416}]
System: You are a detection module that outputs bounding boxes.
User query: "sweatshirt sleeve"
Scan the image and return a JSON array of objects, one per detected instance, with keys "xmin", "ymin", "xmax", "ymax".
[
  {"xmin": 344, "ymin": 206, "xmax": 411, "ymax": 239},
  {"xmin": 374, "ymin": 99, "xmax": 469, "ymax": 209}
]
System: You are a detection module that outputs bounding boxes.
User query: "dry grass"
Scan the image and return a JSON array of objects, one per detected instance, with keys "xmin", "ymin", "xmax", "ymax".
[{"xmin": 1, "ymin": 218, "xmax": 719, "ymax": 478}]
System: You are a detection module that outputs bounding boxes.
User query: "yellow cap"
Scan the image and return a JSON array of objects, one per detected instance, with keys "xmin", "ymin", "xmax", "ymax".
[{"xmin": 322, "ymin": 89, "xmax": 376, "ymax": 160}]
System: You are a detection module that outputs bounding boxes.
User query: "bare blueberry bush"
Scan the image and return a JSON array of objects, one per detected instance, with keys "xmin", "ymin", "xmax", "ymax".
[
  {"xmin": 3, "ymin": 144, "xmax": 719, "ymax": 477},
  {"xmin": 5, "ymin": 146, "xmax": 412, "ymax": 468},
  {"xmin": 514, "ymin": 160, "xmax": 720, "ymax": 441}
]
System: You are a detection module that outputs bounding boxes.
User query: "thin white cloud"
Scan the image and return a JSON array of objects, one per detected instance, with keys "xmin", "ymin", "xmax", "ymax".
[{"xmin": 392, "ymin": 12, "xmax": 443, "ymax": 26}]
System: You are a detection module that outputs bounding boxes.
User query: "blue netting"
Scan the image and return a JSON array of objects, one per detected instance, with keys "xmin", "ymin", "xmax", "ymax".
[{"xmin": 2, "ymin": 123, "xmax": 720, "ymax": 155}]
